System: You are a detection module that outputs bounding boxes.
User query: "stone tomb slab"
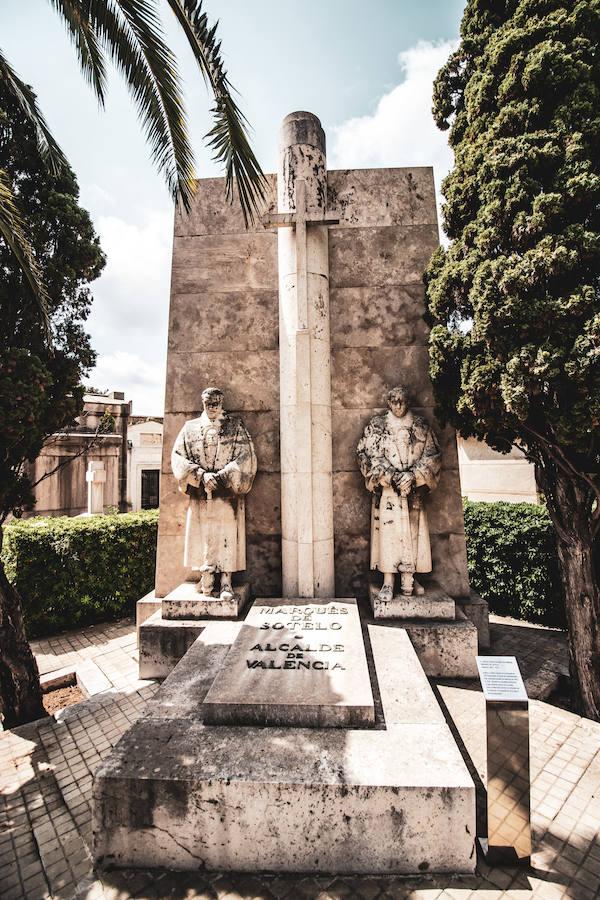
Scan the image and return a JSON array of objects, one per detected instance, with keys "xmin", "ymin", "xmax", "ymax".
[
  {"xmin": 369, "ymin": 581, "xmax": 456, "ymax": 620},
  {"xmin": 93, "ymin": 621, "xmax": 476, "ymax": 874},
  {"xmin": 203, "ymin": 598, "xmax": 375, "ymax": 728},
  {"xmin": 162, "ymin": 581, "xmax": 250, "ymax": 620}
]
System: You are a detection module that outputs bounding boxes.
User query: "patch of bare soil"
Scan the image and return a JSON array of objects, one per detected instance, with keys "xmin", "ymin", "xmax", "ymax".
[{"xmin": 43, "ymin": 685, "xmax": 84, "ymax": 715}]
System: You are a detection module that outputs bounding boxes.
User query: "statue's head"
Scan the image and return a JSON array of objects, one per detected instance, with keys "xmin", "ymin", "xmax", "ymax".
[
  {"xmin": 201, "ymin": 387, "xmax": 224, "ymax": 421},
  {"xmin": 386, "ymin": 384, "xmax": 410, "ymax": 419}
]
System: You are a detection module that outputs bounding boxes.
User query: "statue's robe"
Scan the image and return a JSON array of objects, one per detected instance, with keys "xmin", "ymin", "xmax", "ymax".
[
  {"xmin": 171, "ymin": 412, "xmax": 257, "ymax": 572},
  {"xmin": 357, "ymin": 410, "xmax": 441, "ymax": 576}
]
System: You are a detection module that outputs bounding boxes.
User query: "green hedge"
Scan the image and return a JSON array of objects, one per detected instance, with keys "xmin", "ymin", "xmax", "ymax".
[
  {"xmin": 1, "ymin": 502, "xmax": 566, "ymax": 638},
  {"xmin": 2, "ymin": 510, "xmax": 158, "ymax": 638},
  {"xmin": 464, "ymin": 499, "xmax": 565, "ymax": 628}
]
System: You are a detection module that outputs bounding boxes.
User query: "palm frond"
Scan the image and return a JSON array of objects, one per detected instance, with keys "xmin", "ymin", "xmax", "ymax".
[
  {"xmin": 0, "ymin": 49, "xmax": 68, "ymax": 176},
  {"xmin": 48, "ymin": 0, "xmax": 108, "ymax": 105},
  {"xmin": 164, "ymin": 0, "xmax": 267, "ymax": 226},
  {"xmin": 66, "ymin": 0, "xmax": 196, "ymax": 210},
  {"xmin": 0, "ymin": 168, "xmax": 49, "ymax": 330}
]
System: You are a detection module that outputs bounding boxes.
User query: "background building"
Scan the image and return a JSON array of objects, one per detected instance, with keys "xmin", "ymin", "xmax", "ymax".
[
  {"xmin": 457, "ymin": 436, "xmax": 539, "ymax": 503},
  {"xmin": 127, "ymin": 418, "xmax": 163, "ymax": 511}
]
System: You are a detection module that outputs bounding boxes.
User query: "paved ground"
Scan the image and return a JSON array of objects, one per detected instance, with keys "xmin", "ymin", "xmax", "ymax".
[{"xmin": 0, "ymin": 616, "xmax": 598, "ymax": 900}]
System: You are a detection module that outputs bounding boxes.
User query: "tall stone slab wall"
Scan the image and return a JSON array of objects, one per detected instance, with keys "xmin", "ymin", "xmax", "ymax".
[
  {"xmin": 155, "ymin": 176, "xmax": 281, "ymax": 597},
  {"xmin": 326, "ymin": 167, "xmax": 469, "ymax": 598},
  {"xmin": 156, "ymin": 167, "xmax": 470, "ymax": 599}
]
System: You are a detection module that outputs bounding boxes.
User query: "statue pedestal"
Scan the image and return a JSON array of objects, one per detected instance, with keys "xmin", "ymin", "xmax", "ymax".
[
  {"xmin": 369, "ymin": 580, "xmax": 455, "ymax": 620},
  {"xmin": 162, "ymin": 581, "xmax": 250, "ymax": 620},
  {"xmin": 368, "ymin": 582, "xmax": 478, "ymax": 678}
]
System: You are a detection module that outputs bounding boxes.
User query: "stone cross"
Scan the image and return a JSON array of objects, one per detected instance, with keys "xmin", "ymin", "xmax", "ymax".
[
  {"xmin": 86, "ymin": 460, "xmax": 106, "ymax": 515},
  {"xmin": 262, "ymin": 112, "xmax": 339, "ymax": 598}
]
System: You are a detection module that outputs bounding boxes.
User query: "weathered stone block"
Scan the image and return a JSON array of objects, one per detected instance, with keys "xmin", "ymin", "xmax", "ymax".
[
  {"xmin": 327, "ymin": 167, "xmax": 437, "ymax": 229},
  {"xmin": 162, "ymin": 582, "xmax": 250, "ymax": 620},
  {"xmin": 369, "ymin": 582, "xmax": 456, "ymax": 620},
  {"xmin": 94, "ymin": 621, "xmax": 476, "ymax": 874},
  {"xmin": 329, "ymin": 225, "xmax": 439, "ymax": 288},
  {"xmin": 165, "ymin": 349, "xmax": 279, "ymax": 413},
  {"xmin": 171, "ymin": 233, "xmax": 277, "ymax": 294},
  {"xmin": 330, "ymin": 284, "xmax": 430, "ymax": 349},
  {"xmin": 331, "ymin": 347, "xmax": 434, "ymax": 409},
  {"xmin": 403, "ymin": 613, "xmax": 479, "ymax": 678},
  {"xmin": 138, "ymin": 612, "xmax": 206, "ymax": 679}
]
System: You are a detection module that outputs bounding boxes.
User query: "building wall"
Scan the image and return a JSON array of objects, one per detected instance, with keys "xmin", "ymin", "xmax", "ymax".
[
  {"xmin": 24, "ymin": 393, "xmax": 131, "ymax": 518},
  {"xmin": 458, "ymin": 437, "xmax": 539, "ymax": 503},
  {"xmin": 156, "ymin": 168, "xmax": 471, "ymax": 600},
  {"xmin": 127, "ymin": 420, "xmax": 163, "ymax": 511}
]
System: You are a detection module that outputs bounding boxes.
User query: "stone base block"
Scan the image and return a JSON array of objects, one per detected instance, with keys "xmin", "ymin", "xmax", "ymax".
[
  {"xmin": 369, "ymin": 581, "xmax": 455, "ymax": 620},
  {"xmin": 138, "ymin": 612, "xmax": 206, "ymax": 680},
  {"xmin": 135, "ymin": 590, "xmax": 161, "ymax": 635},
  {"xmin": 404, "ymin": 612, "xmax": 478, "ymax": 678},
  {"xmin": 457, "ymin": 591, "xmax": 490, "ymax": 649},
  {"xmin": 94, "ymin": 619, "xmax": 476, "ymax": 875},
  {"xmin": 162, "ymin": 581, "xmax": 249, "ymax": 620}
]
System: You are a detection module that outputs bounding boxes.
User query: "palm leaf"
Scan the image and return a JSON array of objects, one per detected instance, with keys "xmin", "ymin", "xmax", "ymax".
[
  {"xmin": 48, "ymin": 0, "xmax": 108, "ymax": 105},
  {"xmin": 0, "ymin": 49, "xmax": 68, "ymax": 176},
  {"xmin": 54, "ymin": 0, "xmax": 196, "ymax": 210},
  {"xmin": 0, "ymin": 168, "xmax": 49, "ymax": 329},
  {"xmin": 164, "ymin": 0, "xmax": 267, "ymax": 225}
]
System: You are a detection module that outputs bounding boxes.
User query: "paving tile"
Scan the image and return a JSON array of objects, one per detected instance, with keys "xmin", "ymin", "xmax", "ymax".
[{"xmin": 1, "ymin": 616, "xmax": 599, "ymax": 900}]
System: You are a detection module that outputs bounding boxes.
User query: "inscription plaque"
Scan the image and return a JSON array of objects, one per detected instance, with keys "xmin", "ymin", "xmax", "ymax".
[
  {"xmin": 203, "ymin": 597, "xmax": 375, "ymax": 727},
  {"xmin": 477, "ymin": 656, "xmax": 528, "ymax": 702}
]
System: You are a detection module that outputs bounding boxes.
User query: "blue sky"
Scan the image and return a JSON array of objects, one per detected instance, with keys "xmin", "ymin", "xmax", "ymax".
[{"xmin": 1, "ymin": 0, "xmax": 466, "ymax": 412}]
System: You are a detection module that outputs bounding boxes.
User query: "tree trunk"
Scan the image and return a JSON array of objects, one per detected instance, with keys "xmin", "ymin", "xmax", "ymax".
[
  {"xmin": 0, "ymin": 527, "xmax": 46, "ymax": 728},
  {"xmin": 540, "ymin": 467, "xmax": 600, "ymax": 722}
]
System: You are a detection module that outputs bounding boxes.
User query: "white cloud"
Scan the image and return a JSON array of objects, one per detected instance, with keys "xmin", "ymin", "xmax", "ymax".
[
  {"xmin": 330, "ymin": 40, "xmax": 457, "ymax": 237},
  {"xmin": 90, "ymin": 350, "xmax": 164, "ymax": 414},
  {"xmin": 85, "ymin": 209, "xmax": 172, "ymax": 415}
]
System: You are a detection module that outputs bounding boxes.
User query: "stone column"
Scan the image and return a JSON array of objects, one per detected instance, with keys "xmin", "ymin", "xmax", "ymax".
[
  {"xmin": 86, "ymin": 460, "xmax": 106, "ymax": 515},
  {"xmin": 278, "ymin": 111, "xmax": 335, "ymax": 597}
]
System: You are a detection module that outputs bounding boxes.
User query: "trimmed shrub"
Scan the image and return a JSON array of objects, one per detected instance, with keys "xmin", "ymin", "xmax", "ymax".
[
  {"xmin": 2, "ymin": 510, "xmax": 158, "ymax": 638},
  {"xmin": 464, "ymin": 499, "xmax": 565, "ymax": 628}
]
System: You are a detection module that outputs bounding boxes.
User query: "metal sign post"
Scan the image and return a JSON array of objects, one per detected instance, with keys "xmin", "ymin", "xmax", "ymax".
[{"xmin": 477, "ymin": 656, "xmax": 532, "ymax": 865}]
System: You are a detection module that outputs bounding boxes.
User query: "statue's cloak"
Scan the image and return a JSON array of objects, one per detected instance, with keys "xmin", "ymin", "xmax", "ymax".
[
  {"xmin": 171, "ymin": 412, "xmax": 257, "ymax": 572},
  {"xmin": 357, "ymin": 411, "xmax": 441, "ymax": 575}
]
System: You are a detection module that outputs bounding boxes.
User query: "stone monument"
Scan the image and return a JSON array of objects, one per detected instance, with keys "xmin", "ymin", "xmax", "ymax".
[{"xmin": 94, "ymin": 111, "xmax": 490, "ymax": 876}]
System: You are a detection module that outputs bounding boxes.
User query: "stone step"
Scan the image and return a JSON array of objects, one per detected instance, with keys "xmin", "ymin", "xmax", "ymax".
[{"xmin": 94, "ymin": 618, "xmax": 476, "ymax": 875}]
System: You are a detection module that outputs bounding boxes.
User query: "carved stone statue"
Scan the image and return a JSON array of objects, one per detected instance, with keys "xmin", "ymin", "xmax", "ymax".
[
  {"xmin": 171, "ymin": 387, "xmax": 257, "ymax": 598},
  {"xmin": 357, "ymin": 384, "xmax": 441, "ymax": 599}
]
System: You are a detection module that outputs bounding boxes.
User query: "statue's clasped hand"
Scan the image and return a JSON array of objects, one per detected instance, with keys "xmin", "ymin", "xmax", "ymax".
[
  {"xmin": 203, "ymin": 471, "xmax": 220, "ymax": 493},
  {"xmin": 392, "ymin": 470, "xmax": 415, "ymax": 497}
]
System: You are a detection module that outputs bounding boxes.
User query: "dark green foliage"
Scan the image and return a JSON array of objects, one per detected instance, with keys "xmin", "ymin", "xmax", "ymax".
[
  {"xmin": 0, "ymin": 79, "xmax": 105, "ymax": 520},
  {"xmin": 464, "ymin": 499, "xmax": 564, "ymax": 626},
  {"xmin": 425, "ymin": 0, "xmax": 600, "ymax": 466},
  {"xmin": 425, "ymin": 1, "xmax": 600, "ymax": 717},
  {"xmin": 2, "ymin": 511, "xmax": 158, "ymax": 638}
]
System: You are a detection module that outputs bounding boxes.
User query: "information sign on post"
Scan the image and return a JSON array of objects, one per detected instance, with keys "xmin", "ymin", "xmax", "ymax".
[{"xmin": 476, "ymin": 656, "xmax": 532, "ymax": 865}]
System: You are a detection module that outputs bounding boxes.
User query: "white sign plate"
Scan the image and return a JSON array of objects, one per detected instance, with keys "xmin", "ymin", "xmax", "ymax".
[{"xmin": 477, "ymin": 656, "xmax": 528, "ymax": 702}]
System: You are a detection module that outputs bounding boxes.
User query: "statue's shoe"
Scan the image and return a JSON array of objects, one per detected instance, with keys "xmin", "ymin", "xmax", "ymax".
[
  {"xmin": 220, "ymin": 589, "xmax": 234, "ymax": 601},
  {"xmin": 413, "ymin": 579, "xmax": 425, "ymax": 596},
  {"xmin": 378, "ymin": 584, "xmax": 393, "ymax": 602}
]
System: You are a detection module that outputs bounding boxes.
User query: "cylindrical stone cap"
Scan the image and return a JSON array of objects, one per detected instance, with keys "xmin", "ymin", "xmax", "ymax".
[{"xmin": 281, "ymin": 111, "xmax": 326, "ymax": 155}]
